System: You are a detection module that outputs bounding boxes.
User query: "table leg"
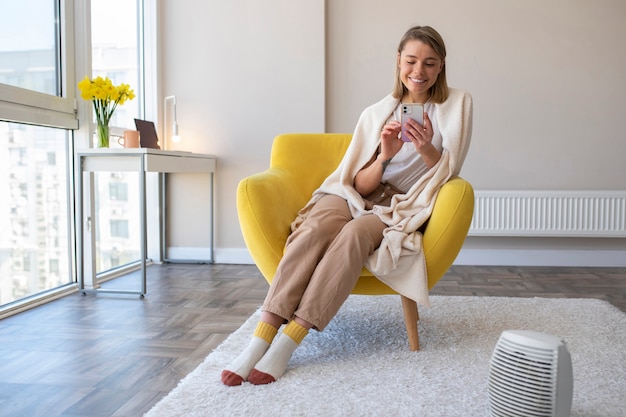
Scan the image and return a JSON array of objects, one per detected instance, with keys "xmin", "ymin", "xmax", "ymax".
[{"xmin": 140, "ymin": 156, "xmax": 147, "ymax": 296}]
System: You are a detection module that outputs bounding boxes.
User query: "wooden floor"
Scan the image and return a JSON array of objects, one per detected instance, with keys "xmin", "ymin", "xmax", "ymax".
[{"xmin": 0, "ymin": 263, "xmax": 624, "ymax": 417}]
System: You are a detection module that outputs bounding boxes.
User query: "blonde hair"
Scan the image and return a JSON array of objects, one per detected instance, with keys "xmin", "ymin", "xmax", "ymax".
[{"xmin": 392, "ymin": 26, "xmax": 448, "ymax": 103}]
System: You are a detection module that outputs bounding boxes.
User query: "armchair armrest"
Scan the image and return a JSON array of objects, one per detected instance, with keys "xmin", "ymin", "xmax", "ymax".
[
  {"xmin": 238, "ymin": 133, "xmax": 353, "ymax": 283},
  {"xmin": 422, "ymin": 177, "xmax": 474, "ymax": 287},
  {"xmin": 237, "ymin": 167, "xmax": 304, "ymax": 282}
]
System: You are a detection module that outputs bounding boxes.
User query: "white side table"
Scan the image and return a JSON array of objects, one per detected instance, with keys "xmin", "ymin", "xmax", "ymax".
[{"xmin": 76, "ymin": 148, "xmax": 216, "ymax": 296}]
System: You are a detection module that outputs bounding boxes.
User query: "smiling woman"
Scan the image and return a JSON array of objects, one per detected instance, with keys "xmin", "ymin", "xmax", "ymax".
[
  {"xmin": 222, "ymin": 25, "xmax": 473, "ymax": 387},
  {"xmin": 392, "ymin": 25, "xmax": 448, "ymax": 105}
]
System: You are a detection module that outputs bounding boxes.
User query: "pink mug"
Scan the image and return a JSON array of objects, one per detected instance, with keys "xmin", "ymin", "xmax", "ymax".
[{"xmin": 119, "ymin": 130, "xmax": 140, "ymax": 148}]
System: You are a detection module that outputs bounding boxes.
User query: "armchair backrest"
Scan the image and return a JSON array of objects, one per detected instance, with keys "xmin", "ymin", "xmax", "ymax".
[{"xmin": 270, "ymin": 133, "xmax": 352, "ymax": 203}]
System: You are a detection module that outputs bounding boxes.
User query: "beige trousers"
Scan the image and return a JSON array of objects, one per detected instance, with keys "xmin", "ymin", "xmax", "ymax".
[{"xmin": 262, "ymin": 195, "xmax": 387, "ymax": 331}]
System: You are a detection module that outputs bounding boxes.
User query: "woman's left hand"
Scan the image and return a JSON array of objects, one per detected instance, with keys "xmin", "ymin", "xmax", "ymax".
[{"xmin": 403, "ymin": 112, "xmax": 434, "ymax": 152}]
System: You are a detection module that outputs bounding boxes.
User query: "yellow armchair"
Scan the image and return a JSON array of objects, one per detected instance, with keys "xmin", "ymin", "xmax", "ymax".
[{"xmin": 237, "ymin": 133, "xmax": 474, "ymax": 351}]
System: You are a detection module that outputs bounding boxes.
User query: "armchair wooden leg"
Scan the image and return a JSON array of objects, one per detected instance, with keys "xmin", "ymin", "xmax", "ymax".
[{"xmin": 401, "ymin": 295, "xmax": 420, "ymax": 351}]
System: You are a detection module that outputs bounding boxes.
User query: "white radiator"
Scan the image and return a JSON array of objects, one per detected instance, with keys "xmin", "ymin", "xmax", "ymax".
[{"xmin": 469, "ymin": 190, "xmax": 626, "ymax": 237}]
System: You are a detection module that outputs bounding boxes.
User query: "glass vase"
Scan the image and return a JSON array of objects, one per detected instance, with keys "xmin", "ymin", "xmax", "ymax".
[{"xmin": 96, "ymin": 123, "xmax": 110, "ymax": 148}]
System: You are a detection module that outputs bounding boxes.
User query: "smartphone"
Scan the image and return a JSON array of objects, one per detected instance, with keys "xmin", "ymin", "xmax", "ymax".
[{"xmin": 400, "ymin": 104, "xmax": 424, "ymax": 142}]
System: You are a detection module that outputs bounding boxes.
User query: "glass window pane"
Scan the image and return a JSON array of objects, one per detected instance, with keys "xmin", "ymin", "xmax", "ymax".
[
  {"xmin": 93, "ymin": 172, "xmax": 140, "ymax": 272},
  {"xmin": 0, "ymin": 0, "xmax": 60, "ymax": 95},
  {"xmin": 0, "ymin": 122, "xmax": 72, "ymax": 306},
  {"xmin": 91, "ymin": 0, "xmax": 141, "ymax": 129}
]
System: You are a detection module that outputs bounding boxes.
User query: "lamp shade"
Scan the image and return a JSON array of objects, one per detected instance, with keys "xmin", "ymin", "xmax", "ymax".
[{"xmin": 164, "ymin": 95, "xmax": 181, "ymax": 149}]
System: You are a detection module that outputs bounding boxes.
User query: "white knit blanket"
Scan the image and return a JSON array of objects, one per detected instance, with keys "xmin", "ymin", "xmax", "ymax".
[{"xmin": 292, "ymin": 88, "xmax": 473, "ymax": 307}]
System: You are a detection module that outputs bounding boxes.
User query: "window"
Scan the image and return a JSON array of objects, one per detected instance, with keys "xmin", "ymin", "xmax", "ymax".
[
  {"xmin": 91, "ymin": 0, "xmax": 142, "ymax": 273},
  {"xmin": 91, "ymin": 0, "xmax": 141, "ymax": 128},
  {"xmin": 0, "ymin": 0, "xmax": 77, "ymax": 129},
  {"xmin": 0, "ymin": 0, "xmax": 75, "ymax": 310},
  {"xmin": 110, "ymin": 220, "xmax": 130, "ymax": 238},
  {"xmin": 109, "ymin": 182, "xmax": 129, "ymax": 201},
  {"xmin": 0, "ymin": 0, "xmax": 59, "ymax": 96},
  {"xmin": 0, "ymin": 121, "xmax": 72, "ymax": 307},
  {"xmin": 0, "ymin": 0, "xmax": 155, "ymax": 314}
]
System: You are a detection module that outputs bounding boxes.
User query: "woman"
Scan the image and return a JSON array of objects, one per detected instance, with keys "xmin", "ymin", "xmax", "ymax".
[{"xmin": 222, "ymin": 25, "xmax": 472, "ymax": 386}]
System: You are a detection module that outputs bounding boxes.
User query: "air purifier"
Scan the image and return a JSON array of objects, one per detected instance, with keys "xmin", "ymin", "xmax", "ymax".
[{"xmin": 488, "ymin": 330, "xmax": 573, "ymax": 417}]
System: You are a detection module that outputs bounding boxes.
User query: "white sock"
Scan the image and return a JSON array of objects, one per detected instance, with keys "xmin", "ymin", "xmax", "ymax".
[
  {"xmin": 248, "ymin": 333, "xmax": 299, "ymax": 384},
  {"xmin": 222, "ymin": 337, "xmax": 270, "ymax": 385}
]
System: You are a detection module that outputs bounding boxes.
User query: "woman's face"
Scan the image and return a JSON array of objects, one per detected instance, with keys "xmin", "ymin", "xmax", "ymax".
[{"xmin": 397, "ymin": 39, "xmax": 444, "ymax": 103}]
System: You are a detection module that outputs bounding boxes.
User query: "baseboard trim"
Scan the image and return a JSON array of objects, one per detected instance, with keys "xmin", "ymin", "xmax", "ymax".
[
  {"xmin": 214, "ymin": 248, "xmax": 254, "ymax": 264},
  {"xmin": 168, "ymin": 246, "xmax": 626, "ymax": 267},
  {"xmin": 166, "ymin": 247, "xmax": 254, "ymax": 264},
  {"xmin": 454, "ymin": 248, "xmax": 626, "ymax": 267}
]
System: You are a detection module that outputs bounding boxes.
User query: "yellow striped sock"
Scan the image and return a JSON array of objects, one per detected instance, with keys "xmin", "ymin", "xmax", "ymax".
[
  {"xmin": 283, "ymin": 320, "xmax": 309, "ymax": 344},
  {"xmin": 254, "ymin": 321, "xmax": 278, "ymax": 344}
]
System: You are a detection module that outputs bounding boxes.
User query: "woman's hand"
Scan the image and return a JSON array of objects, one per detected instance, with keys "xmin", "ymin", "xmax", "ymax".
[
  {"xmin": 380, "ymin": 120, "xmax": 403, "ymax": 160},
  {"xmin": 354, "ymin": 121, "xmax": 402, "ymax": 197},
  {"xmin": 403, "ymin": 112, "xmax": 433, "ymax": 151},
  {"xmin": 402, "ymin": 112, "xmax": 441, "ymax": 168}
]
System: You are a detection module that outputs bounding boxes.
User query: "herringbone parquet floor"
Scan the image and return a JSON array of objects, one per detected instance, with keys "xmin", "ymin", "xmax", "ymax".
[{"xmin": 0, "ymin": 263, "xmax": 624, "ymax": 416}]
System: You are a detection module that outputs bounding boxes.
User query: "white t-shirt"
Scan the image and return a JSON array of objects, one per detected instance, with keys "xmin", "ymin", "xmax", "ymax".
[{"xmin": 381, "ymin": 102, "xmax": 442, "ymax": 193}]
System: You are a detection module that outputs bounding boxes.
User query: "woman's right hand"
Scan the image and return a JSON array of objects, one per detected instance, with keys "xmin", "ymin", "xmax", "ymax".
[
  {"xmin": 353, "ymin": 121, "xmax": 403, "ymax": 196},
  {"xmin": 380, "ymin": 120, "xmax": 403, "ymax": 159}
]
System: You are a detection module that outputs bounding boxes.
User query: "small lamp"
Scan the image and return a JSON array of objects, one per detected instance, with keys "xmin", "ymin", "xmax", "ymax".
[{"xmin": 164, "ymin": 95, "xmax": 181, "ymax": 149}]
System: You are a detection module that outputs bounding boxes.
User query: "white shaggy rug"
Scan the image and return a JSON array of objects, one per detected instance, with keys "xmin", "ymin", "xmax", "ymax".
[{"xmin": 145, "ymin": 295, "xmax": 626, "ymax": 417}]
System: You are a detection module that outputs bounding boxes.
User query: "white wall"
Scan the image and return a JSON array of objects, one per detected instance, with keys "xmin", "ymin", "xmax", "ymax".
[
  {"xmin": 159, "ymin": 0, "xmax": 325, "ymax": 262},
  {"xmin": 160, "ymin": 0, "xmax": 626, "ymax": 266},
  {"xmin": 326, "ymin": 0, "xmax": 626, "ymax": 190}
]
